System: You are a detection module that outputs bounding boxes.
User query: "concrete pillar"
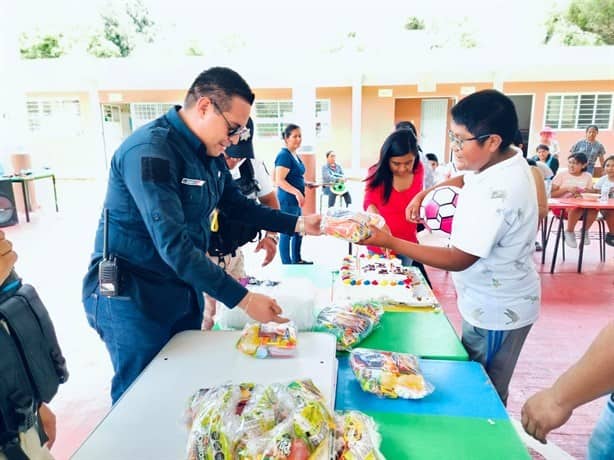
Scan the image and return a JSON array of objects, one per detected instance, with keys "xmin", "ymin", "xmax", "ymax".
[
  {"xmin": 292, "ymin": 85, "xmax": 317, "ymax": 214},
  {"xmin": 351, "ymin": 74, "xmax": 364, "ymax": 170}
]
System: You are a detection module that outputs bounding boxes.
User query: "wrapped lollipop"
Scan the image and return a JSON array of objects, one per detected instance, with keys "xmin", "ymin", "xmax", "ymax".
[
  {"xmin": 315, "ymin": 307, "xmax": 374, "ymax": 351},
  {"xmin": 321, "ymin": 209, "xmax": 385, "ymax": 243},
  {"xmin": 349, "ymin": 348, "xmax": 434, "ymax": 399},
  {"xmin": 334, "ymin": 411, "xmax": 385, "ymax": 460},
  {"xmin": 236, "ymin": 322, "xmax": 297, "ymax": 358}
]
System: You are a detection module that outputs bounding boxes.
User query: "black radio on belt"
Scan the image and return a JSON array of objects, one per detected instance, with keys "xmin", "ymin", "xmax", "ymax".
[{"xmin": 98, "ymin": 208, "xmax": 118, "ymax": 297}]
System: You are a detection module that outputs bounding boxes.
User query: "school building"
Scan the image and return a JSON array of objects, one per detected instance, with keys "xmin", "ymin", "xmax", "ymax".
[{"xmin": 7, "ymin": 46, "xmax": 614, "ymax": 179}]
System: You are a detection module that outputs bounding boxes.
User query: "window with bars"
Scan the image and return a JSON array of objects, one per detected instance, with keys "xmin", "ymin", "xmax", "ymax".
[
  {"xmin": 315, "ymin": 99, "xmax": 331, "ymax": 139},
  {"xmin": 253, "ymin": 100, "xmax": 294, "ymax": 138},
  {"xmin": 26, "ymin": 98, "xmax": 81, "ymax": 134},
  {"xmin": 130, "ymin": 103, "xmax": 175, "ymax": 130},
  {"xmin": 253, "ymin": 99, "xmax": 332, "ymax": 139},
  {"xmin": 545, "ymin": 94, "xmax": 612, "ymax": 130}
]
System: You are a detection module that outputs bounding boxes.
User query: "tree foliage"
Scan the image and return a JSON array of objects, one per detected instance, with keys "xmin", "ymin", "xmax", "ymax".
[
  {"xmin": 567, "ymin": 0, "xmax": 614, "ymax": 44},
  {"xmin": 544, "ymin": 0, "xmax": 613, "ymax": 45},
  {"xmin": 20, "ymin": 33, "xmax": 65, "ymax": 59},
  {"xmin": 88, "ymin": 0, "xmax": 156, "ymax": 58}
]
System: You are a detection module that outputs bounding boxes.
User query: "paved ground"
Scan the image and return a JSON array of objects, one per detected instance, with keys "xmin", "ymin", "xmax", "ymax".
[{"xmin": 4, "ymin": 179, "xmax": 613, "ymax": 459}]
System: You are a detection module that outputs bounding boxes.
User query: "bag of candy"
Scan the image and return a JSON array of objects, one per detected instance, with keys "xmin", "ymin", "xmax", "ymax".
[
  {"xmin": 236, "ymin": 322, "xmax": 298, "ymax": 358},
  {"xmin": 321, "ymin": 209, "xmax": 386, "ymax": 243},
  {"xmin": 314, "ymin": 308, "xmax": 374, "ymax": 351},
  {"xmin": 349, "ymin": 348, "xmax": 434, "ymax": 399},
  {"xmin": 334, "ymin": 410, "xmax": 385, "ymax": 460}
]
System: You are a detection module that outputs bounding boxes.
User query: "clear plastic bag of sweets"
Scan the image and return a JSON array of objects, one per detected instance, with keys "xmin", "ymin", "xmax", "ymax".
[
  {"xmin": 314, "ymin": 308, "xmax": 374, "ymax": 351},
  {"xmin": 236, "ymin": 322, "xmax": 298, "ymax": 358},
  {"xmin": 349, "ymin": 348, "xmax": 434, "ymax": 399},
  {"xmin": 321, "ymin": 209, "xmax": 386, "ymax": 243},
  {"xmin": 334, "ymin": 411, "xmax": 385, "ymax": 460}
]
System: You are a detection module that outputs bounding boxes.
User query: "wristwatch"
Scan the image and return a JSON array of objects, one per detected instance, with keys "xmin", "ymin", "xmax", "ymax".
[{"xmin": 265, "ymin": 232, "xmax": 279, "ymax": 244}]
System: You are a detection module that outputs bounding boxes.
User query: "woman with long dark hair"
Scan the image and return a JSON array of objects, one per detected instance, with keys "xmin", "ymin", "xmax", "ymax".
[{"xmin": 364, "ymin": 128, "xmax": 430, "ymax": 283}]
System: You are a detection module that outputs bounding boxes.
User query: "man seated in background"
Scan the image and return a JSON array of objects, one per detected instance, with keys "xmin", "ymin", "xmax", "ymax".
[{"xmin": 321, "ymin": 150, "xmax": 352, "ymax": 208}]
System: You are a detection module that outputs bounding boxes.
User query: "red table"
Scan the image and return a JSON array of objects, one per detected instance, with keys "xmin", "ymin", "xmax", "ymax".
[{"xmin": 546, "ymin": 198, "xmax": 614, "ymax": 273}]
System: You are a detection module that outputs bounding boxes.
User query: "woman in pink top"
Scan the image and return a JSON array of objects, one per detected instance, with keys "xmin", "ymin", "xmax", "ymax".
[
  {"xmin": 551, "ymin": 152, "xmax": 598, "ymax": 248},
  {"xmin": 363, "ymin": 128, "xmax": 430, "ymax": 284}
]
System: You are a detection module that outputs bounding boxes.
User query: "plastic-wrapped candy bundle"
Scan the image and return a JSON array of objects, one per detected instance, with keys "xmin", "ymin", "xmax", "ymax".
[
  {"xmin": 236, "ymin": 322, "xmax": 297, "ymax": 358},
  {"xmin": 185, "ymin": 379, "xmax": 335, "ymax": 460},
  {"xmin": 334, "ymin": 411, "xmax": 385, "ymax": 460},
  {"xmin": 314, "ymin": 307, "xmax": 374, "ymax": 351},
  {"xmin": 321, "ymin": 208, "xmax": 386, "ymax": 243},
  {"xmin": 349, "ymin": 348, "xmax": 434, "ymax": 399},
  {"xmin": 346, "ymin": 300, "xmax": 384, "ymax": 326}
]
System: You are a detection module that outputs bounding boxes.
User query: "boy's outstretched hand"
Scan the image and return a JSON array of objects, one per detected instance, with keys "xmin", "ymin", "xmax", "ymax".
[
  {"xmin": 405, "ymin": 192, "xmax": 426, "ymax": 223},
  {"xmin": 357, "ymin": 225, "xmax": 393, "ymax": 248}
]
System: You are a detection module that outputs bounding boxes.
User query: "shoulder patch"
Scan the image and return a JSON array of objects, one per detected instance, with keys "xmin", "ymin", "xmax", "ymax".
[{"xmin": 141, "ymin": 157, "xmax": 170, "ymax": 183}]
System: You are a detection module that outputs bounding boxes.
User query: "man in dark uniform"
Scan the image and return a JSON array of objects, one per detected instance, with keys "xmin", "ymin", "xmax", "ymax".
[{"xmin": 82, "ymin": 67, "xmax": 321, "ymax": 403}]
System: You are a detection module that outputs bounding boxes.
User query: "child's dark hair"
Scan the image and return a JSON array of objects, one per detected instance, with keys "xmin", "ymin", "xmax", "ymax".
[
  {"xmin": 366, "ymin": 129, "xmax": 421, "ymax": 204},
  {"xmin": 425, "ymin": 153, "xmax": 439, "ymax": 164},
  {"xmin": 536, "ymin": 144, "xmax": 550, "ymax": 152},
  {"xmin": 450, "ymin": 89, "xmax": 518, "ymax": 153},
  {"xmin": 569, "ymin": 152, "xmax": 589, "ymax": 172},
  {"xmin": 282, "ymin": 124, "xmax": 301, "ymax": 140},
  {"xmin": 184, "ymin": 67, "xmax": 255, "ymax": 109},
  {"xmin": 603, "ymin": 154, "xmax": 614, "ymax": 166},
  {"xmin": 325, "ymin": 150, "xmax": 334, "ymax": 158},
  {"xmin": 586, "ymin": 124, "xmax": 599, "ymax": 133}
]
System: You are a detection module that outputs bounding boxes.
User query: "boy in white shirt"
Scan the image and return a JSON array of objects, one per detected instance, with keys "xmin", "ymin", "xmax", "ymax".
[{"xmin": 360, "ymin": 90, "xmax": 540, "ymax": 404}]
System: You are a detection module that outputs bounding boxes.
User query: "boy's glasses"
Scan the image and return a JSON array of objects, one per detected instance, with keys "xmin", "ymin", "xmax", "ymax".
[
  {"xmin": 211, "ymin": 100, "xmax": 249, "ymax": 138},
  {"xmin": 448, "ymin": 130, "xmax": 492, "ymax": 149}
]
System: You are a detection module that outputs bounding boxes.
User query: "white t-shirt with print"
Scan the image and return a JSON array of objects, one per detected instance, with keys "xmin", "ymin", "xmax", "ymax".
[
  {"xmin": 229, "ymin": 159, "xmax": 274, "ymax": 200},
  {"xmin": 595, "ymin": 175, "xmax": 614, "ymax": 199},
  {"xmin": 450, "ymin": 152, "xmax": 540, "ymax": 331}
]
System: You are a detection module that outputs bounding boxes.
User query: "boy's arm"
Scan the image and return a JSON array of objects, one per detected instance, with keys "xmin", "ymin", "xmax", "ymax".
[
  {"xmin": 522, "ymin": 321, "xmax": 614, "ymax": 443},
  {"xmin": 360, "ymin": 229, "xmax": 479, "ymax": 271}
]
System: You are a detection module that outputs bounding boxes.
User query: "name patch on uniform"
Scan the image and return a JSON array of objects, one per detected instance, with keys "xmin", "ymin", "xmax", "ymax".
[{"xmin": 181, "ymin": 178, "xmax": 205, "ymax": 187}]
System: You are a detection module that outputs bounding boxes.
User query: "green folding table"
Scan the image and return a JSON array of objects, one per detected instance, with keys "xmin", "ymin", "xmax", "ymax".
[
  {"xmin": 358, "ymin": 311, "xmax": 469, "ymax": 361},
  {"xmin": 336, "ymin": 357, "xmax": 529, "ymax": 459}
]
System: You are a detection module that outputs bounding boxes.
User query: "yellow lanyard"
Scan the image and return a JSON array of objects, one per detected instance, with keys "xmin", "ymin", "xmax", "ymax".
[{"xmin": 210, "ymin": 209, "xmax": 219, "ymax": 232}]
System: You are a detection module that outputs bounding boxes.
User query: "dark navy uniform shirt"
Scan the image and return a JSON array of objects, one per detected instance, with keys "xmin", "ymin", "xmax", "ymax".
[{"xmin": 82, "ymin": 107, "xmax": 297, "ymax": 323}]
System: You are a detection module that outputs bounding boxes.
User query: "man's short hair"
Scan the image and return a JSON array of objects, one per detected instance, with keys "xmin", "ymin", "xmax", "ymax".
[
  {"xmin": 325, "ymin": 150, "xmax": 334, "ymax": 158},
  {"xmin": 451, "ymin": 89, "xmax": 518, "ymax": 152},
  {"xmin": 536, "ymin": 144, "xmax": 550, "ymax": 152},
  {"xmin": 184, "ymin": 67, "xmax": 255, "ymax": 110}
]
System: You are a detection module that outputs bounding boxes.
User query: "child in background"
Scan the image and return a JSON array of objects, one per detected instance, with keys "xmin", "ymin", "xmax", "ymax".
[
  {"xmin": 359, "ymin": 89, "xmax": 540, "ymax": 405},
  {"xmin": 590, "ymin": 155, "xmax": 614, "ymax": 246},
  {"xmin": 532, "ymin": 144, "xmax": 558, "ymax": 178},
  {"xmin": 425, "ymin": 153, "xmax": 448, "ymax": 184},
  {"xmin": 550, "ymin": 153, "xmax": 598, "ymax": 248}
]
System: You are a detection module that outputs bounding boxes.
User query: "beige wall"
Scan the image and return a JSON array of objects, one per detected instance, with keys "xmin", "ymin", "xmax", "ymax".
[
  {"xmin": 23, "ymin": 91, "xmax": 100, "ymax": 178},
  {"xmin": 504, "ymin": 80, "xmax": 614, "ymax": 167},
  {"xmin": 26, "ymin": 79, "xmax": 613, "ymax": 179}
]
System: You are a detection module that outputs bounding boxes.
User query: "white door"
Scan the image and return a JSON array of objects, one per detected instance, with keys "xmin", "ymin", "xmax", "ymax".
[
  {"xmin": 101, "ymin": 104, "xmax": 123, "ymax": 167},
  {"xmin": 420, "ymin": 99, "xmax": 448, "ymax": 162}
]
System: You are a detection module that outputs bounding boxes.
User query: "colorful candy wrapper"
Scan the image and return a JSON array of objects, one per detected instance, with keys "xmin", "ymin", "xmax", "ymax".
[
  {"xmin": 349, "ymin": 348, "xmax": 434, "ymax": 399},
  {"xmin": 314, "ymin": 308, "xmax": 374, "ymax": 351},
  {"xmin": 236, "ymin": 321, "xmax": 298, "ymax": 358},
  {"xmin": 185, "ymin": 380, "xmax": 334, "ymax": 460},
  {"xmin": 321, "ymin": 209, "xmax": 386, "ymax": 243},
  {"xmin": 334, "ymin": 411, "xmax": 385, "ymax": 460}
]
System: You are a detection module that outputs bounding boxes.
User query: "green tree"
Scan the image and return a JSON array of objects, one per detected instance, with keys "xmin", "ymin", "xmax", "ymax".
[
  {"xmin": 20, "ymin": 33, "xmax": 65, "ymax": 59},
  {"xmin": 88, "ymin": 0, "xmax": 156, "ymax": 58},
  {"xmin": 567, "ymin": 0, "xmax": 614, "ymax": 44},
  {"xmin": 404, "ymin": 16, "xmax": 425, "ymax": 31}
]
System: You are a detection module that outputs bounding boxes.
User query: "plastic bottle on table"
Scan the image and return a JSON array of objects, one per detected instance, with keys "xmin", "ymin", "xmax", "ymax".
[{"xmin": 600, "ymin": 185, "xmax": 611, "ymax": 203}]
